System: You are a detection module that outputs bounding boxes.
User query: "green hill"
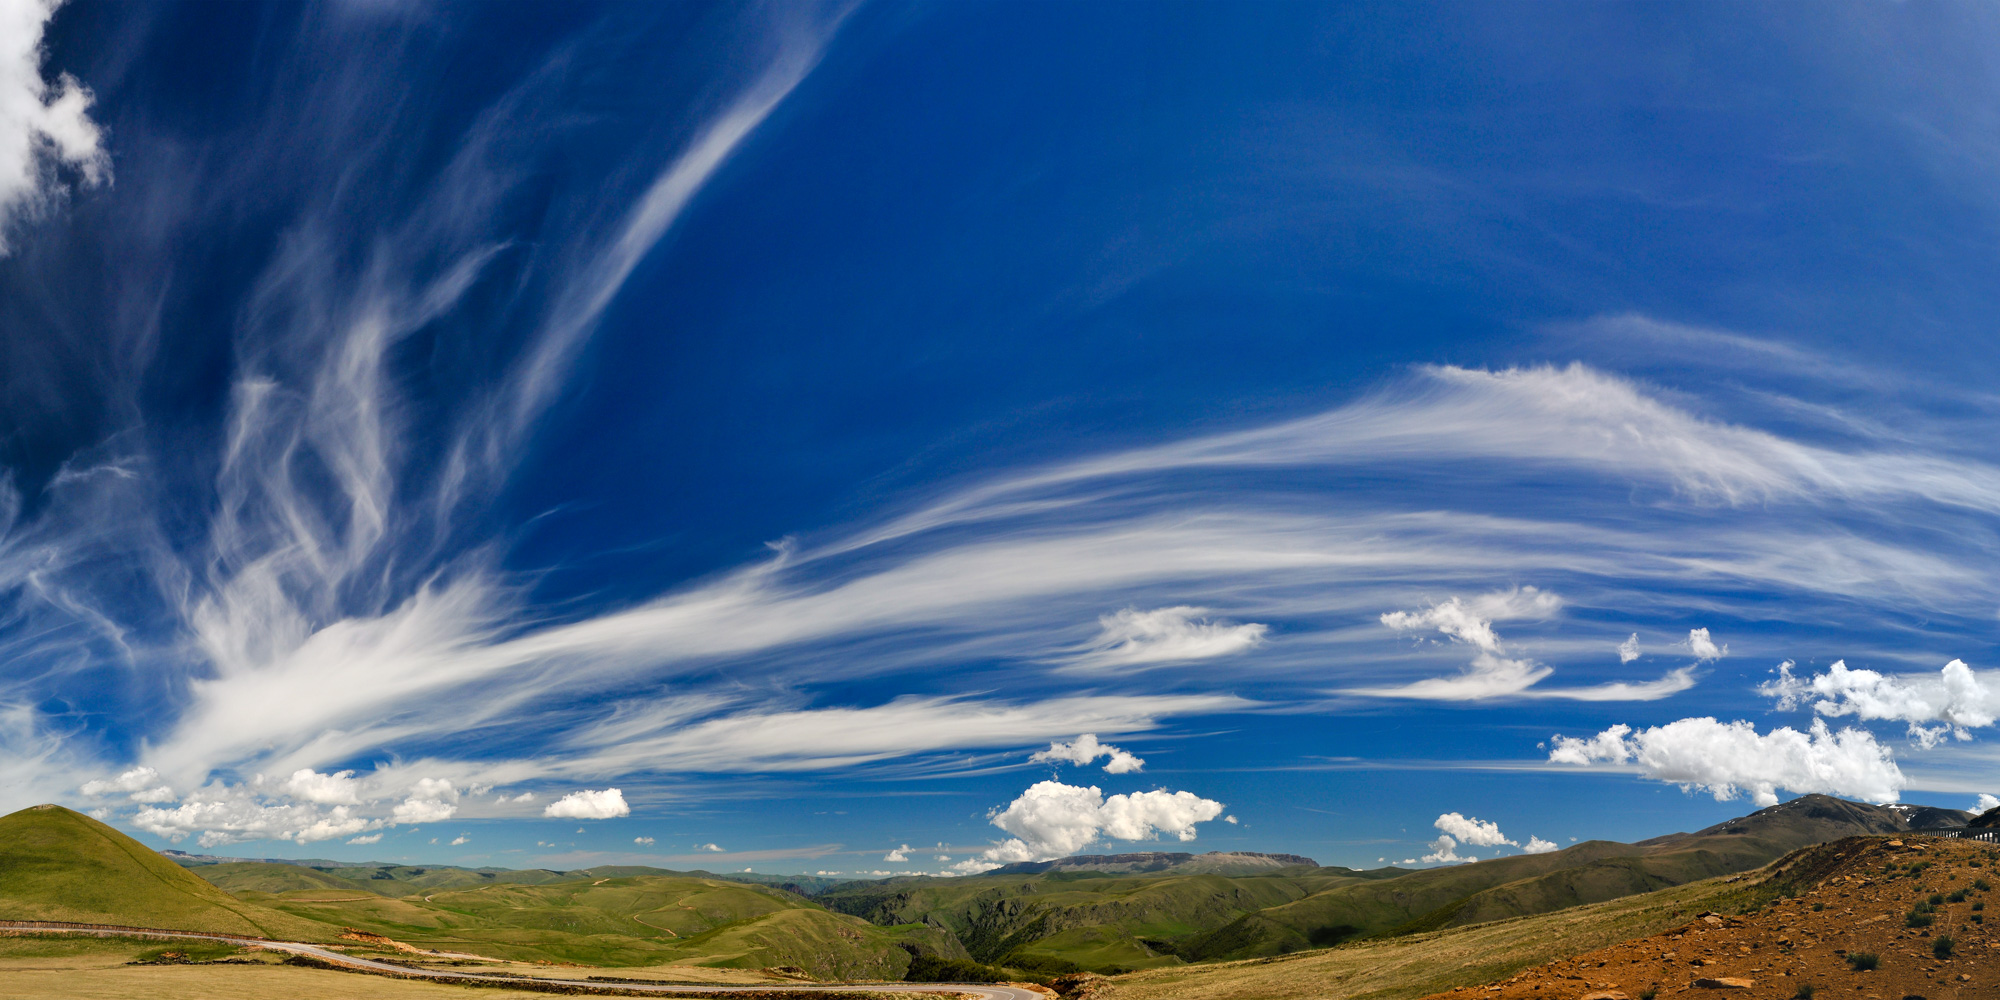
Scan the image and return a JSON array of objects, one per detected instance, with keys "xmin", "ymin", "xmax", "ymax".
[
  {"xmin": 821, "ymin": 866, "xmax": 1393, "ymax": 972},
  {"xmin": 1176, "ymin": 793, "xmax": 1950, "ymax": 961},
  {"xmin": 824, "ymin": 793, "xmax": 1966, "ymax": 973},
  {"xmin": 232, "ymin": 870, "xmax": 964, "ymax": 977},
  {"xmin": 0, "ymin": 804, "xmax": 333, "ymax": 940},
  {"xmin": 190, "ymin": 861, "xmax": 390, "ymax": 896}
]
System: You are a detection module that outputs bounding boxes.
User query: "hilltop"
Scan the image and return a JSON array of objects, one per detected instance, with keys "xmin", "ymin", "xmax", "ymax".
[{"xmin": 0, "ymin": 804, "xmax": 331, "ymax": 940}]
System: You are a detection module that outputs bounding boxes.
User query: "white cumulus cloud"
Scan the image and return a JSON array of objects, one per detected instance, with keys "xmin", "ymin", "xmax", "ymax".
[
  {"xmin": 1522, "ymin": 836, "xmax": 1558, "ymax": 854},
  {"xmin": 133, "ymin": 794, "xmax": 378, "ymax": 848},
  {"xmin": 1434, "ymin": 812, "xmax": 1515, "ymax": 847},
  {"xmin": 634, "ymin": 836, "xmax": 655, "ymax": 845},
  {"xmin": 1686, "ymin": 628, "xmax": 1727, "ymax": 662},
  {"xmin": 450, "ymin": 835, "xmax": 468, "ymax": 846},
  {"xmin": 1030, "ymin": 733, "xmax": 1145, "ymax": 774},
  {"xmin": 1760, "ymin": 659, "xmax": 1996, "ymax": 747},
  {"xmin": 1975, "ymin": 794, "xmax": 2000, "ymax": 815},
  {"xmin": 884, "ymin": 844, "xmax": 909, "ymax": 862},
  {"xmin": 543, "ymin": 788, "xmax": 628, "ymax": 819},
  {"xmin": 347, "ymin": 833, "xmax": 381, "ymax": 845},
  {"xmin": 1618, "ymin": 634, "xmax": 1641, "ymax": 663},
  {"xmin": 0, "ymin": 0, "xmax": 108, "ymax": 254},
  {"xmin": 80, "ymin": 766, "xmax": 174, "ymax": 803},
  {"xmin": 1422, "ymin": 835, "xmax": 1468, "ymax": 864},
  {"xmin": 955, "ymin": 779, "xmax": 1224, "ymax": 872},
  {"xmin": 282, "ymin": 768, "xmax": 364, "ymax": 805},
  {"xmin": 1074, "ymin": 606, "xmax": 1268, "ymax": 669},
  {"xmin": 392, "ymin": 778, "xmax": 459, "ymax": 824},
  {"xmin": 1548, "ymin": 717, "xmax": 1905, "ymax": 807}
]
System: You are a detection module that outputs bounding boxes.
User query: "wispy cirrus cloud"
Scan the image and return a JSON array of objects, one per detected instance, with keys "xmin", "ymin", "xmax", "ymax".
[{"xmin": 39, "ymin": 354, "xmax": 2000, "ymax": 831}]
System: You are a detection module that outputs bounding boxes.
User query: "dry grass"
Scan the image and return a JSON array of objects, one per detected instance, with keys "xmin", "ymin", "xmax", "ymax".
[
  {"xmin": 0, "ymin": 934, "xmax": 824, "ymax": 999},
  {"xmin": 1099, "ymin": 875, "xmax": 1749, "ymax": 1000}
]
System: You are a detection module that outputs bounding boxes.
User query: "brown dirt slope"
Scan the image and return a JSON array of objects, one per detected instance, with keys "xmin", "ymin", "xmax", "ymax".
[{"xmin": 1423, "ymin": 834, "xmax": 2000, "ymax": 1000}]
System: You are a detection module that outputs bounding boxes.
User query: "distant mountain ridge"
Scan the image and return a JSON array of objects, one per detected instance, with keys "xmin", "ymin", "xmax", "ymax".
[{"xmin": 987, "ymin": 850, "xmax": 1319, "ymax": 876}]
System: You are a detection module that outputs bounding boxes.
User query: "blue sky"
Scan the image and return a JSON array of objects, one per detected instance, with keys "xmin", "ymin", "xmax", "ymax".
[{"xmin": 5, "ymin": 0, "xmax": 2000, "ymax": 875}]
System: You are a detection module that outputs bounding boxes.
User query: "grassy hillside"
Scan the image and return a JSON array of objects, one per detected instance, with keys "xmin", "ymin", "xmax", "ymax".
[
  {"xmin": 0, "ymin": 805, "xmax": 332, "ymax": 940},
  {"xmin": 236, "ymin": 871, "xmax": 963, "ymax": 977},
  {"xmin": 1176, "ymin": 793, "xmax": 1928, "ymax": 961},
  {"xmin": 818, "ymin": 793, "xmax": 1955, "ymax": 974},
  {"xmin": 1098, "ymin": 869, "xmax": 1767, "ymax": 1000},
  {"xmin": 821, "ymin": 867, "xmax": 1390, "ymax": 972},
  {"xmin": 191, "ymin": 862, "xmax": 389, "ymax": 896}
]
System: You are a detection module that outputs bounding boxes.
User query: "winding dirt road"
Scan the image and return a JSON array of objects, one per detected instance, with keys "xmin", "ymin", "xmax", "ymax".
[{"xmin": 0, "ymin": 921, "xmax": 1045, "ymax": 1000}]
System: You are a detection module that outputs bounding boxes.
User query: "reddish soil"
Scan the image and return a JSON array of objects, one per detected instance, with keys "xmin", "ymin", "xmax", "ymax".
[{"xmin": 1425, "ymin": 835, "xmax": 2000, "ymax": 1000}]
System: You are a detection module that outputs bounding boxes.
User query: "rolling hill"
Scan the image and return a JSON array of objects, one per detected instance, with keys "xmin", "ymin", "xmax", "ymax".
[
  {"xmin": 4, "ymin": 794, "xmax": 1971, "ymax": 984},
  {"xmin": 824, "ymin": 793, "xmax": 1973, "ymax": 973},
  {"xmin": 1174, "ymin": 793, "xmax": 1967, "ymax": 961},
  {"xmin": 230, "ymin": 869, "xmax": 965, "ymax": 975},
  {"xmin": 0, "ymin": 803, "xmax": 959, "ymax": 980},
  {"xmin": 0, "ymin": 804, "xmax": 332, "ymax": 940}
]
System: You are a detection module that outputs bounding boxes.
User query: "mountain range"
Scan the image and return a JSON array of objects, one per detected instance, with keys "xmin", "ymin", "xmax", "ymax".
[{"xmin": 0, "ymin": 795, "xmax": 1982, "ymax": 984}]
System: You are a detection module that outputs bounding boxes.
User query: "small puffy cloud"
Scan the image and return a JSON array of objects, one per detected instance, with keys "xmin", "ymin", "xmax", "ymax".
[
  {"xmin": 1031, "ymin": 733, "xmax": 1145, "ymax": 774},
  {"xmin": 634, "ymin": 836, "xmax": 655, "ymax": 845},
  {"xmin": 81, "ymin": 766, "xmax": 174, "ymax": 803},
  {"xmin": 1223, "ymin": 814, "xmax": 1238, "ymax": 824},
  {"xmin": 1760, "ymin": 659, "xmax": 1995, "ymax": 747},
  {"xmin": 959, "ymin": 779, "xmax": 1225, "ymax": 870},
  {"xmin": 1618, "ymin": 634, "xmax": 1641, "ymax": 664},
  {"xmin": 1686, "ymin": 628, "xmax": 1726, "ymax": 662},
  {"xmin": 884, "ymin": 844, "xmax": 910, "ymax": 862},
  {"xmin": 696, "ymin": 842, "xmax": 723, "ymax": 852},
  {"xmin": 450, "ymin": 835, "xmax": 468, "ymax": 846},
  {"xmin": 283, "ymin": 769, "xmax": 364, "ymax": 806},
  {"xmin": 392, "ymin": 779, "xmax": 459, "ymax": 824},
  {"xmin": 543, "ymin": 788, "xmax": 629, "ymax": 819},
  {"xmin": 1422, "ymin": 835, "xmax": 1467, "ymax": 864},
  {"xmin": 1522, "ymin": 836, "xmax": 1558, "ymax": 854},
  {"xmin": 1975, "ymin": 794, "xmax": 2000, "ymax": 815},
  {"xmin": 1434, "ymin": 812, "xmax": 1514, "ymax": 847},
  {"xmin": 1548, "ymin": 717, "xmax": 1905, "ymax": 807},
  {"xmin": 0, "ymin": 0, "xmax": 109, "ymax": 254},
  {"xmin": 1076, "ymin": 606, "xmax": 1268, "ymax": 669},
  {"xmin": 1382, "ymin": 597, "xmax": 1504, "ymax": 652},
  {"xmin": 347, "ymin": 833, "xmax": 382, "ymax": 845}
]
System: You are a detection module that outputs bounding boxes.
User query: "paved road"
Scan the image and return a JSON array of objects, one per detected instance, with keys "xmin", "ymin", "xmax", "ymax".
[{"xmin": 0, "ymin": 922, "xmax": 1046, "ymax": 1000}]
